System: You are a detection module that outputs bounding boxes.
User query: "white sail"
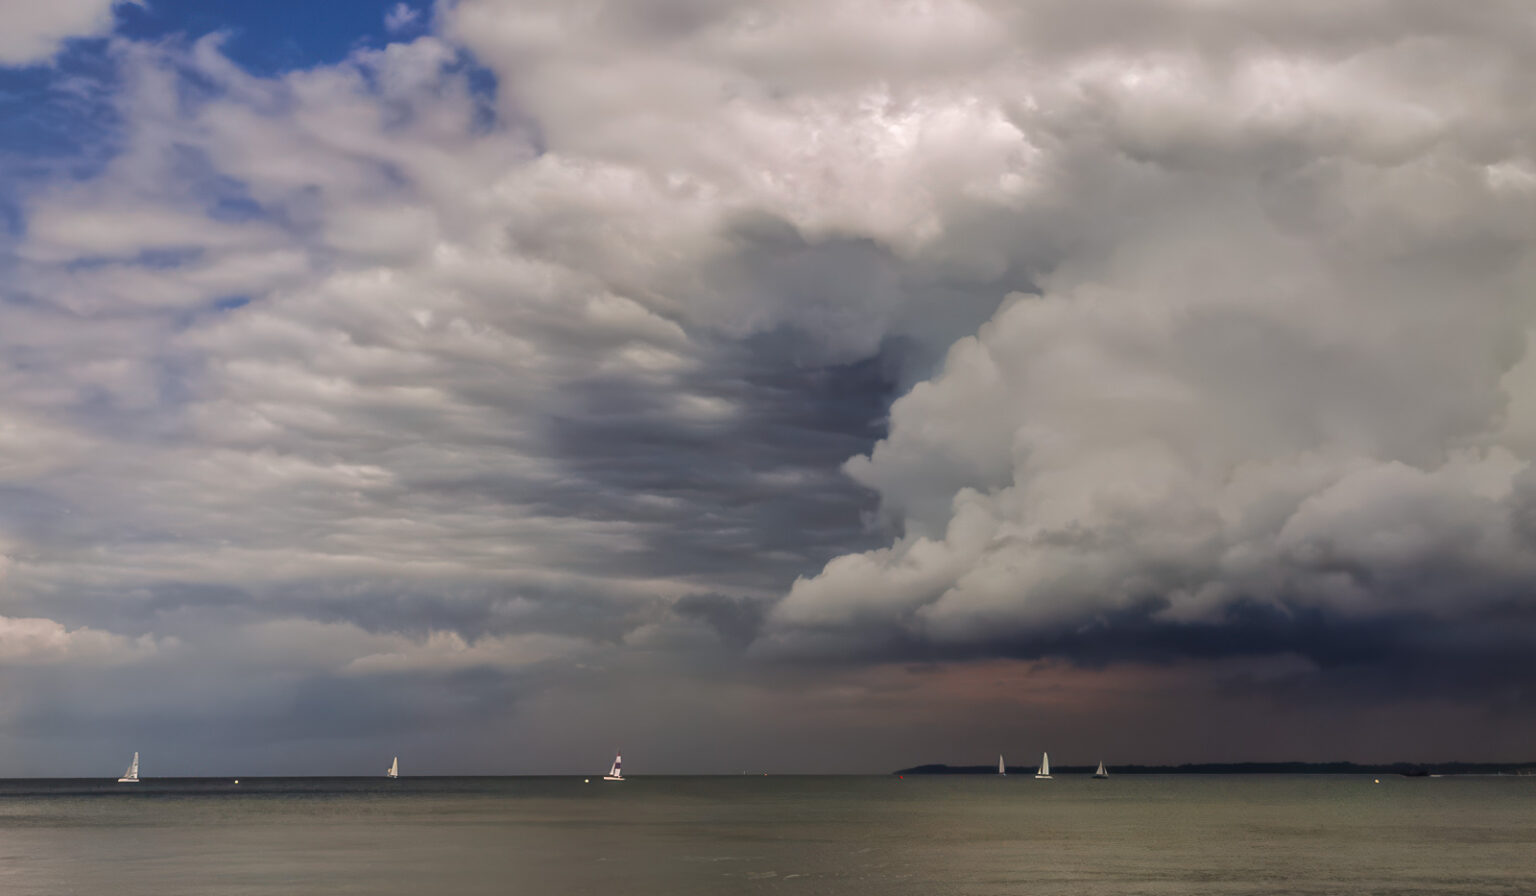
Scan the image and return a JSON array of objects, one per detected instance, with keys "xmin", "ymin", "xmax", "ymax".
[
  {"xmin": 1093, "ymin": 760, "xmax": 1108, "ymax": 778},
  {"xmin": 117, "ymin": 751, "xmax": 140, "ymax": 783},
  {"xmin": 603, "ymin": 753, "xmax": 623, "ymax": 781},
  {"xmin": 387, "ymin": 756, "xmax": 399, "ymax": 778},
  {"xmin": 998, "ymin": 754, "xmax": 1006, "ymax": 776},
  {"xmin": 1035, "ymin": 752, "xmax": 1051, "ymax": 779}
]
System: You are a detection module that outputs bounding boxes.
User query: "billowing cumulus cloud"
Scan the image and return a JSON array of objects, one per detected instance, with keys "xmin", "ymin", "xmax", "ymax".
[
  {"xmin": 2, "ymin": 0, "xmax": 1536, "ymax": 772},
  {"xmin": 764, "ymin": 0, "xmax": 1536, "ymax": 691},
  {"xmin": 0, "ymin": 614, "xmax": 161, "ymax": 665}
]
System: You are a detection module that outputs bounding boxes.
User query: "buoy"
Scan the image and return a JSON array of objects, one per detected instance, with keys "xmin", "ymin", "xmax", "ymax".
[
  {"xmin": 1373, "ymin": 779, "xmax": 1380, "ymax": 784},
  {"xmin": 584, "ymin": 778, "xmax": 590, "ymax": 783},
  {"xmin": 234, "ymin": 779, "xmax": 239, "ymax": 784}
]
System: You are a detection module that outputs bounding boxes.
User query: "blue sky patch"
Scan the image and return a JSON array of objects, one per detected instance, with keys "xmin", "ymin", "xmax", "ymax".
[{"xmin": 117, "ymin": 0, "xmax": 424, "ymax": 76}]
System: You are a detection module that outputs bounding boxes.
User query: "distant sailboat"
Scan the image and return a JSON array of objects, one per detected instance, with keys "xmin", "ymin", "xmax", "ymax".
[
  {"xmin": 1035, "ymin": 752, "xmax": 1052, "ymax": 779},
  {"xmin": 117, "ymin": 752, "xmax": 140, "ymax": 784},
  {"xmin": 1093, "ymin": 760, "xmax": 1108, "ymax": 779},
  {"xmin": 998, "ymin": 754, "xmax": 1007, "ymax": 776},
  {"xmin": 386, "ymin": 756, "xmax": 399, "ymax": 779},
  {"xmin": 603, "ymin": 753, "xmax": 624, "ymax": 781}
]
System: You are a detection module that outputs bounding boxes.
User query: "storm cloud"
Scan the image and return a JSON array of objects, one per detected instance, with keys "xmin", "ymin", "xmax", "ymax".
[
  {"xmin": 763, "ymin": 0, "xmax": 1536, "ymax": 692},
  {"xmin": 1, "ymin": 0, "xmax": 1535, "ymax": 772}
]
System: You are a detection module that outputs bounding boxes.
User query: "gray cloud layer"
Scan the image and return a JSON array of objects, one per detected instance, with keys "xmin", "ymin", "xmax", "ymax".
[{"xmin": 2, "ymin": 0, "xmax": 1535, "ymax": 772}]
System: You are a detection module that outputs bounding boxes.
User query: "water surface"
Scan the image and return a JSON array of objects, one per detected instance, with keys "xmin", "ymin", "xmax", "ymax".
[{"xmin": 1, "ymin": 775, "xmax": 1532, "ymax": 894}]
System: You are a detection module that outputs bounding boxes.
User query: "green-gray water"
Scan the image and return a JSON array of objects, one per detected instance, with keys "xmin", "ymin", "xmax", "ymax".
[{"xmin": 2, "ymin": 775, "xmax": 1533, "ymax": 894}]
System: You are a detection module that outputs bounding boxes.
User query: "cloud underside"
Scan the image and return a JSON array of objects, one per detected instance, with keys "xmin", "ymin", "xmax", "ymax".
[{"xmin": 3, "ymin": 0, "xmax": 1536, "ymax": 767}]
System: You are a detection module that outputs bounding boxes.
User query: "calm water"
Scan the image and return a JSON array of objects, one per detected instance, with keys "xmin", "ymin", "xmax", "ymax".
[{"xmin": 1, "ymin": 775, "xmax": 1533, "ymax": 895}]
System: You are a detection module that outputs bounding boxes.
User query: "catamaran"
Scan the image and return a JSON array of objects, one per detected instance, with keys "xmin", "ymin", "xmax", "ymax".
[
  {"xmin": 386, "ymin": 756, "xmax": 399, "ymax": 779},
  {"xmin": 603, "ymin": 753, "xmax": 624, "ymax": 781},
  {"xmin": 1093, "ymin": 760, "xmax": 1109, "ymax": 779},
  {"xmin": 117, "ymin": 752, "xmax": 140, "ymax": 784},
  {"xmin": 998, "ymin": 754, "xmax": 1007, "ymax": 776},
  {"xmin": 1035, "ymin": 752, "xmax": 1052, "ymax": 779}
]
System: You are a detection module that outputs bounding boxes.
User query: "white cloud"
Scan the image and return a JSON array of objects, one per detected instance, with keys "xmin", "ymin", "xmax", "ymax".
[
  {"xmin": 0, "ymin": 0, "xmax": 129, "ymax": 67},
  {"xmin": 345, "ymin": 629, "xmax": 590, "ymax": 675},
  {"xmin": 0, "ymin": 615, "xmax": 161, "ymax": 666},
  {"xmin": 0, "ymin": 414, "xmax": 94, "ymax": 481},
  {"xmin": 384, "ymin": 3, "xmax": 421, "ymax": 35}
]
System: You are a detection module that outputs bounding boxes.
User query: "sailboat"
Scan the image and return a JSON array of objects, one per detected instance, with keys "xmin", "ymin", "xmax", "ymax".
[
  {"xmin": 998, "ymin": 754, "xmax": 1007, "ymax": 776},
  {"xmin": 603, "ymin": 753, "xmax": 624, "ymax": 781},
  {"xmin": 386, "ymin": 756, "xmax": 399, "ymax": 779},
  {"xmin": 1035, "ymin": 752, "xmax": 1052, "ymax": 779},
  {"xmin": 1093, "ymin": 760, "xmax": 1109, "ymax": 779},
  {"xmin": 117, "ymin": 752, "xmax": 140, "ymax": 784}
]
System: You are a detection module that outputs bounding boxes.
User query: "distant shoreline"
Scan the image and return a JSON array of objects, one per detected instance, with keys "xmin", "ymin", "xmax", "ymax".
[{"xmin": 895, "ymin": 762, "xmax": 1536, "ymax": 776}]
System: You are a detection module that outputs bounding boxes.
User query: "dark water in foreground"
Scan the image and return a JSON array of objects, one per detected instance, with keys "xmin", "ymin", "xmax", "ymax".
[{"xmin": 1, "ymin": 775, "xmax": 1533, "ymax": 895}]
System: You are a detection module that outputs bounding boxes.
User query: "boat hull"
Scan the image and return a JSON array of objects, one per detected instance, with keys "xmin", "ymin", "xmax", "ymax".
[
  {"xmin": 602, "ymin": 775, "xmax": 623, "ymax": 781},
  {"xmin": 117, "ymin": 778, "xmax": 138, "ymax": 783}
]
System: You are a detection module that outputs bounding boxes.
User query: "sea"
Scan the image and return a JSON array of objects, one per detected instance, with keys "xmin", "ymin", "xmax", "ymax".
[{"xmin": 1, "ymin": 774, "xmax": 1533, "ymax": 895}]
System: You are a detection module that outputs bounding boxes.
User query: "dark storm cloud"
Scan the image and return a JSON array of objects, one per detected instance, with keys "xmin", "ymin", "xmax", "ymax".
[
  {"xmin": 672, "ymin": 593, "xmax": 768, "ymax": 647},
  {"xmin": 765, "ymin": 592, "xmax": 1536, "ymax": 699},
  {"xmin": 540, "ymin": 336, "xmax": 894, "ymax": 588}
]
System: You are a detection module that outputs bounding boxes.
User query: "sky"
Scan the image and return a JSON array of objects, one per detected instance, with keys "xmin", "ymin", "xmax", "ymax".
[{"xmin": 1, "ymin": 0, "xmax": 1535, "ymax": 776}]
